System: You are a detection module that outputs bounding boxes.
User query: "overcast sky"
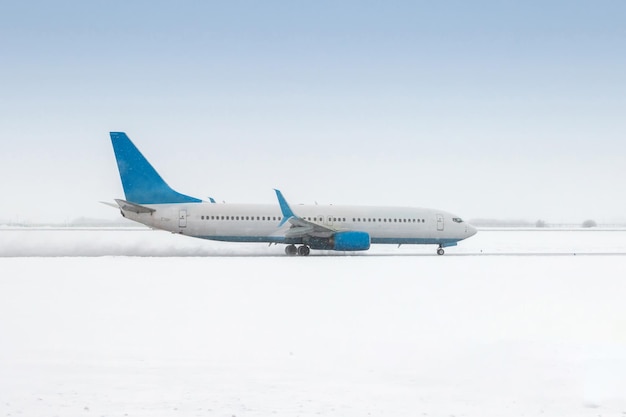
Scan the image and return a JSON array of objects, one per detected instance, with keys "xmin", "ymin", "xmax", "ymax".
[{"xmin": 1, "ymin": 1, "xmax": 625, "ymax": 224}]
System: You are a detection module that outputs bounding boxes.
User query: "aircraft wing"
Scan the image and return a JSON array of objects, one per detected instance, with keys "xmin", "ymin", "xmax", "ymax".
[{"xmin": 274, "ymin": 190, "xmax": 336, "ymax": 238}]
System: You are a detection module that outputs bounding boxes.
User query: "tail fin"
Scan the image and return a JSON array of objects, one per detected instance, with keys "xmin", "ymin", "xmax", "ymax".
[{"xmin": 110, "ymin": 132, "xmax": 201, "ymax": 204}]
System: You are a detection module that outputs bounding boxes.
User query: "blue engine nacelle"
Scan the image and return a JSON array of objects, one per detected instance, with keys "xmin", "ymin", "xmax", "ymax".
[
  {"xmin": 304, "ymin": 231, "xmax": 371, "ymax": 251},
  {"xmin": 333, "ymin": 231, "xmax": 371, "ymax": 251}
]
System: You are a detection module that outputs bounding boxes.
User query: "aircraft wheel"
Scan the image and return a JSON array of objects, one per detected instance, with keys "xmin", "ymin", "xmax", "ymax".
[
  {"xmin": 285, "ymin": 245, "xmax": 297, "ymax": 256},
  {"xmin": 437, "ymin": 247, "xmax": 445, "ymax": 256},
  {"xmin": 298, "ymin": 245, "xmax": 311, "ymax": 256}
]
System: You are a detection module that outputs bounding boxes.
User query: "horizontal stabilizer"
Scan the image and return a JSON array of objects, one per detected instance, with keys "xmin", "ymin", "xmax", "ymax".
[
  {"xmin": 100, "ymin": 201, "xmax": 119, "ymax": 209},
  {"xmin": 115, "ymin": 199, "xmax": 156, "ymax": 214}
]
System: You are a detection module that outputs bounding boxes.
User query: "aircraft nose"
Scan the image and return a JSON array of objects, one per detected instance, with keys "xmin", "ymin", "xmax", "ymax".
[{"xmin": 466, "ymin": 223, "xmax": 478, "ymax": 237}]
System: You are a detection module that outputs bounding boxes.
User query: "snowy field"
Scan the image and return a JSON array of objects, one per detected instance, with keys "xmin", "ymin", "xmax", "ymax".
[{"xmin": 1, "ymin": 228, "xmax": 626, "ymax": 416}]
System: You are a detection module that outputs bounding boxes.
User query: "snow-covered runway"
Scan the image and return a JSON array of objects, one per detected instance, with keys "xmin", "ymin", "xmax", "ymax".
[
  {"xmin": 2, "ymin": 227, "xmax": 626, "ymax": 257},
  {"xmin": 1, "ymin": 229, "xmax": 625, "ymax": 416}
]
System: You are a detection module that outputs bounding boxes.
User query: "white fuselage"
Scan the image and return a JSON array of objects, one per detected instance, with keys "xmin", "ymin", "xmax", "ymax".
[{"xmin": 121, "ymin": 202, "xmax": 477, "ymax": 247}]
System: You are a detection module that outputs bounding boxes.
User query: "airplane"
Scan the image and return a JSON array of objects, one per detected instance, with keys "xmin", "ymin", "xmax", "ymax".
[{"xmin": 107, "ymin": 132, "xmax": 477, "ymax": 256}]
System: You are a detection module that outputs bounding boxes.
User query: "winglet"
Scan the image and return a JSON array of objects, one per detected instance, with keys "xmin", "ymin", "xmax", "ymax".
[{"xmin": 274, "ymin": 189, "xmax": 295, "ymax": 226}]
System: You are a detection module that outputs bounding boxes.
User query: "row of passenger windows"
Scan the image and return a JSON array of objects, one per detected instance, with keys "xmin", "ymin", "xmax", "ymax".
[
  {"xmin": 352, "ymin": 218, "xmax": 425, "ymax": 223},
  {"xmin": 199, "ymin": 215, "xmax": 426, "ymax": 223},
  {"xmin": 201, "ymin": 215, "xmax": 282, "ymax": 221}
]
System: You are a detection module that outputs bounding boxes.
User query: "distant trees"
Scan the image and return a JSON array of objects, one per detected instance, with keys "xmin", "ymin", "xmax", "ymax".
[
  {"xmin": 582, "ymin": 219, "xmax": 597, "ymax": 228},
  {"xmin": 468, "ymin": 218, "xmax": 602, "ymax": 228}
]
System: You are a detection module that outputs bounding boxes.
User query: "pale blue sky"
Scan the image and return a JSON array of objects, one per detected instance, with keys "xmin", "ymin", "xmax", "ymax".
[{"xmin": 1, "ymin": 1, "xmax": 625, "ymax": 223}]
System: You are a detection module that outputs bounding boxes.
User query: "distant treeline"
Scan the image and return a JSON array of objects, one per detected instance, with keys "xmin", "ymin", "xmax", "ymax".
[{"xmin": 469, "ymin": 219, "xmax": 625, "ymax": 228}]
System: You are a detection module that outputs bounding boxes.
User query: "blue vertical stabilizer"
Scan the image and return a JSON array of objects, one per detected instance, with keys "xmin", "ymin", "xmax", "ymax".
[{"xmin": 110, "ymin": 132, "xmax": 202, "ymax": 204}]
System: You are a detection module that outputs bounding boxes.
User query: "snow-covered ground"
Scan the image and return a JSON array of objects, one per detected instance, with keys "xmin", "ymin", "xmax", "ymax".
[
  {"xmin": 1, "ymin": 227, "xmax": 626, "ymax": 256},
  {"xmin": 1, "ymin": 228, "xmax": 625, "ymax": 416}
]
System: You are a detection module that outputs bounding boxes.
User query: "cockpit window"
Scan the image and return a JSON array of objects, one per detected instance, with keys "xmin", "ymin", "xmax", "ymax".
[{"xmin": 452, "ymin": 218, "xmax": 463, "ymax": 223}]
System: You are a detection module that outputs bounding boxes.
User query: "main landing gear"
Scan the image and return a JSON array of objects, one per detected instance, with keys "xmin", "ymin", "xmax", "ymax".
[
  {"xmin": 285, "ymin": 244, "xmax": 310, "ymax": 256},
  {"xmin": 437, "ymin": 245, "xmax": 445, "ymax": 256}
]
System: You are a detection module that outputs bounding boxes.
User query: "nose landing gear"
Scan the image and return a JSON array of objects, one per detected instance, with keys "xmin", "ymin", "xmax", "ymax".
[{"xmin": 437, "ymin": 245, "xmax": 445, "ymax": 256}]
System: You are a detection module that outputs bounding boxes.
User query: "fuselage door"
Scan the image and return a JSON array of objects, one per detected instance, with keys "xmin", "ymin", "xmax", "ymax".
[
  {"xmin": 179, "ymin": 209, "xmax": 188, "ymax": 228},
  {"xmin": 322, "ymin": 215, "xmax": 333, "ymax": 227},
  {"xmin": 436, "ymin": 214, "xmax": 444, "ymax": 231}
]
